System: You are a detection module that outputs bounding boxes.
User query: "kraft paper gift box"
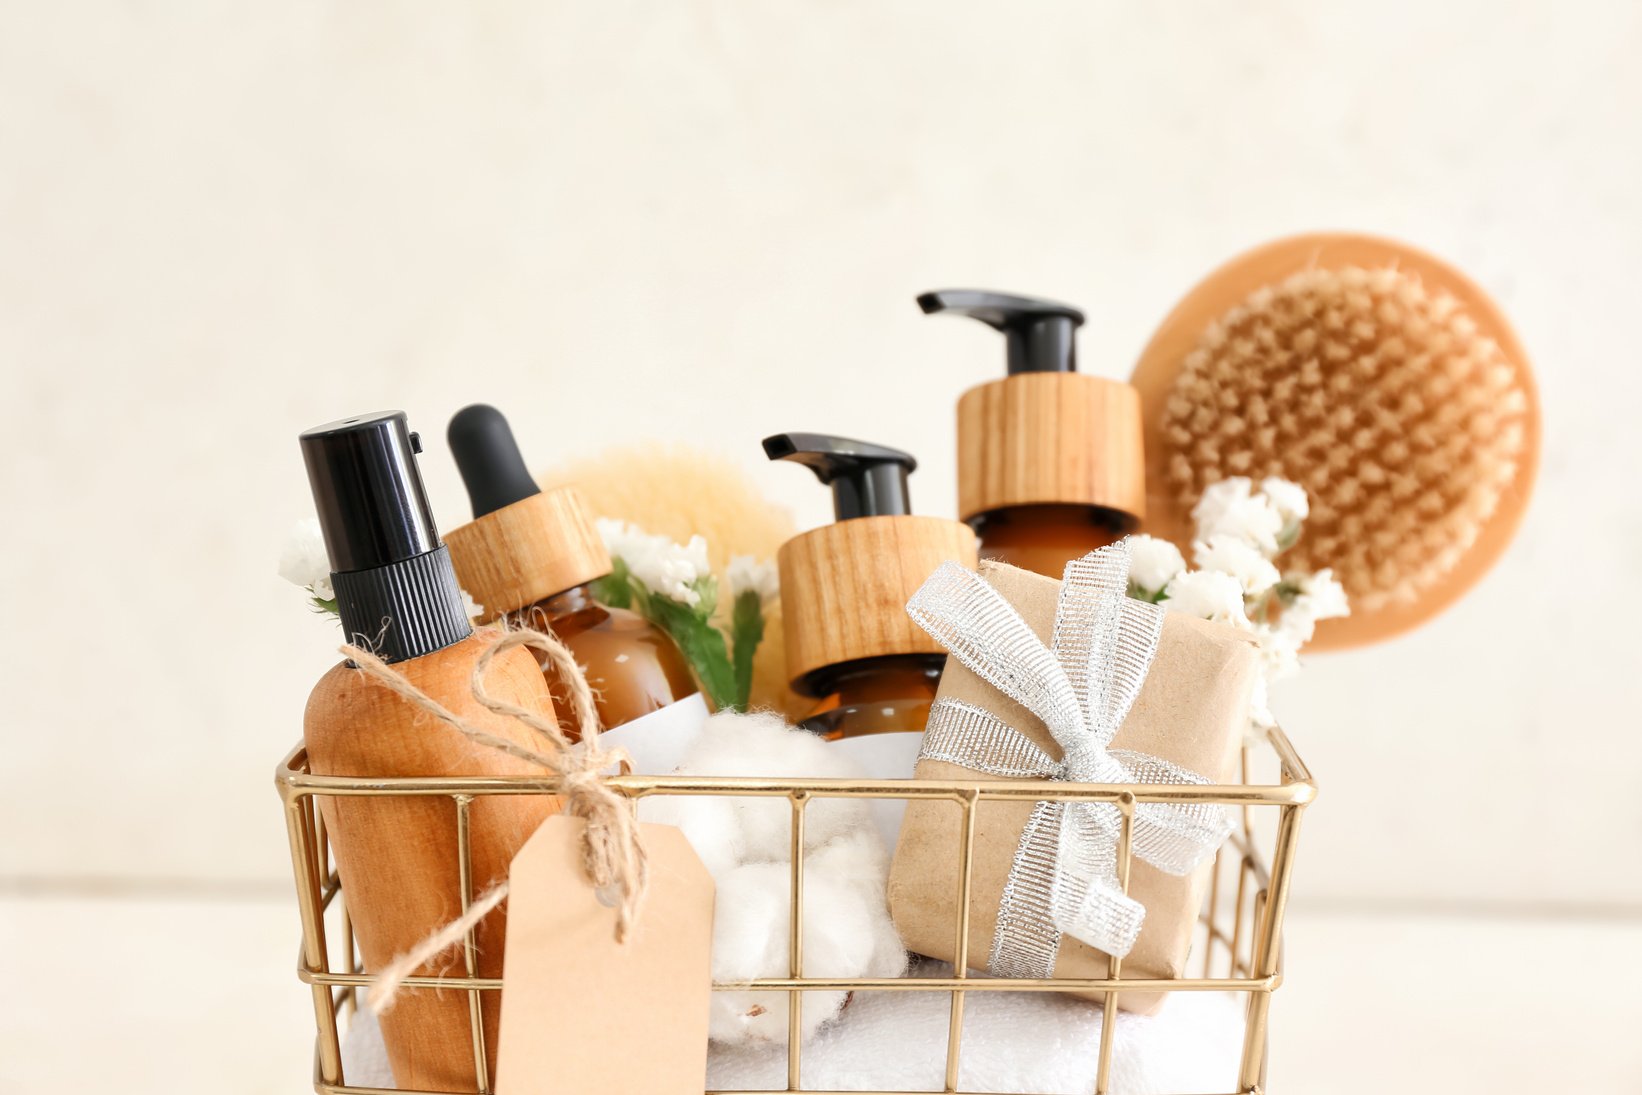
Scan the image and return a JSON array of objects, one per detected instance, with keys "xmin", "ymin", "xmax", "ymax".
[{"xmin": 887, "ymin": 557, "xmax": 1259, "ymax": 1015}]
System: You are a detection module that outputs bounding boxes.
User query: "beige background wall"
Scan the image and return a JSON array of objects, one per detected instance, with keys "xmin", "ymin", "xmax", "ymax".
[{"xmin": 2, "ymin": 2, "xmax": 1639, "ymax": 1092}]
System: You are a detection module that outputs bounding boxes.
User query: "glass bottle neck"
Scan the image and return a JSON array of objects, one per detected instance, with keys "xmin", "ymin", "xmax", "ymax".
[
  {"xmin": 800, "ymin": 653, "xmax": 947, "ymax": 704},
  {"xmin": 533, "ymin": 581, "xmax": 596, "ymax": 621},
  {"xmin": 968, "ymin": 503, "xmax": 1134, "ymax": 577}
]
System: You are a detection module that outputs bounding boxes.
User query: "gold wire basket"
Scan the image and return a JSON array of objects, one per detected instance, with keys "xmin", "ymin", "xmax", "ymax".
[{"xmin": 276, "ymin": 722, "xmax": 1313, "ymax": 1095}]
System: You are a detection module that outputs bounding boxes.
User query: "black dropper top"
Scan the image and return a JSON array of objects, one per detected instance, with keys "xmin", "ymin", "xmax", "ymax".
[
  {"xmin": 299, "ymin": 410, "xmax": 470, "ymax": 662},
  {"xmin": 917, "ymin": 289, "xmax": 1085, "ymax": 375},
  {"xmin": 448, "ymin": 403, "xmax": 542, "ymax": 518},
  {"xmin": 763, "ymin": 432, "xmax": 917, "ymax": 520}
]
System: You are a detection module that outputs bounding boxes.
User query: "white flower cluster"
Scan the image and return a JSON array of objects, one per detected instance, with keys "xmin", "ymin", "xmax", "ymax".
[
  {"xmin": 597, "ymin": 518, "xmax": 714, "ymax": 608},
  {"xmin": 726, "ymin": 554, "xmax": 780, "ymax": 604},
  {"xmin": 278, "ymin": 517, "xmax": 335, "ymax": 602},
  {"xmin": 280, "ymin": 516, "xmax": 484, "ymax": 619},
  {"xmin": 1127, "ymin": 477, "xmax": 1347, "ymax": 727}
]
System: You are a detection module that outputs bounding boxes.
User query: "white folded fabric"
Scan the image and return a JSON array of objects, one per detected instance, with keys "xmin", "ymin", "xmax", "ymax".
[{"xmin": 341, "ymin": 960, "xmax": 1245, "ymax": 1094}]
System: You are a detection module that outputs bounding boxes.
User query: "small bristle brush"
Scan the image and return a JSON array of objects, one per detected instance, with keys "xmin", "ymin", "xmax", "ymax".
[{"xmin": 1131, "ymin": 233, "xmax": 1539, "ymax": 649}]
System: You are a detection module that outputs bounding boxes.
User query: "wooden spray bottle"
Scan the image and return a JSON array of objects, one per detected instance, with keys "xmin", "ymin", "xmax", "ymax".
[
  {"xmin": 920, "ymin": 289, "xmax": 1146, "ymax": 577},
  {"xmin": 299, "ymin": 412, "xmax": 559, "ymax": 1093}
]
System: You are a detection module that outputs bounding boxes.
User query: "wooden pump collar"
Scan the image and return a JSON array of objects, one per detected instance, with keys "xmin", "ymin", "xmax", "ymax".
[
  {"xmin": 778, "ymin": 515, "xmax": 979, "ymax": 689},
  {"xmin": 957, "ymin": 372, "xmax": 1147, "ymax": 524}
]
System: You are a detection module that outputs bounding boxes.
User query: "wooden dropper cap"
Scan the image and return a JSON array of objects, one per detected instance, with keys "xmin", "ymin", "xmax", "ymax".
[
  {"xmin": 441, "ymin": 405, "xmax": 612, "ymax": 626},
  {"xmin": 922, "ymin": 290, "xmax": 1146, "ymax": 524},
  {"xmin": 764, "ymin": 433, "xmax": 979, "ymax": 690}
]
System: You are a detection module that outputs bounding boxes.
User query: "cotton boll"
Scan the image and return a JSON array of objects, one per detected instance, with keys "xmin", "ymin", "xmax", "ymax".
[
  {"xmin": 708, "ymin": 862, "xmax": 847, "ymax": 1046},
  {"xmin": 677, "ymin": 710, "xmax": 871, "ymax": 862},
  {"xmin": 806, "ymin": 831, "xmax": 907, "ymax": 979},
  {"xmin": 636, "ymin": 793, "xmax": 743, "ymax": 879},
  {"xmin": 708, "ymin": 842, "xmax": 904, "ymax": 1047}
]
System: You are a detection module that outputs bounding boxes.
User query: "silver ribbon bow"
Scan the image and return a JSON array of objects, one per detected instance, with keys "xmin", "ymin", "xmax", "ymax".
[{"xmin": 905, "ymin": 539, "xmax": 1232, "ymax": 977}]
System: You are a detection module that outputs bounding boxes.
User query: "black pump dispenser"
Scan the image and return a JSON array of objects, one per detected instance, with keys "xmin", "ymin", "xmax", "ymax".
[
  {"xmin": 763, "ymin": 432, "xmax": 916, "ymax": 520},
  {"xmin": 448, "ymin": 403, "xmax": 543, "ymax": 519},
  {"xmin": 917, "ymin": 289, "xmax": 1085, "ymax": 375},
  {"xmin": 300, "ymin": 411, "xmax": 471, "ymax": 663}
]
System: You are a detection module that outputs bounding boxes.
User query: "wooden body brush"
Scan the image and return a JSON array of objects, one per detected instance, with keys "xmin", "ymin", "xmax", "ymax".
[{"xmin": 1131, "ymin": 233, "xmax": 1540, "ymax": 649}]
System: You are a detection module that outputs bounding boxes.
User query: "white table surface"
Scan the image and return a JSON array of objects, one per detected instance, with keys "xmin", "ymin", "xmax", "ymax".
[{"xmin": 2, "ymin": 891, "xmax": 1635, "ymax": 1094}]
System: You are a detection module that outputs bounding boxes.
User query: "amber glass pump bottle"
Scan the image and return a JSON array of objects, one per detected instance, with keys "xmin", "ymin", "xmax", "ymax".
[
  {"xmin": 921, "ymin": 289, "xmax": 1146, "ymax": 577},
  {"xmin": 442, "ymin": 404, "xmax": 698, "ymax": 740},
  {"xmin": 299, "ymin": 411, "xmax": 559, "ymax": 1093},
  {"xmin": 764, "ymin": 432, "xmax": 978, "ymax": 746}
]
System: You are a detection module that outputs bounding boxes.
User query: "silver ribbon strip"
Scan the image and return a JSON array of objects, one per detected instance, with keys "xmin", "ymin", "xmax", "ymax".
[{"xmin": 906, "ymin": 540, "xmax": 1232, "ymax": 977}]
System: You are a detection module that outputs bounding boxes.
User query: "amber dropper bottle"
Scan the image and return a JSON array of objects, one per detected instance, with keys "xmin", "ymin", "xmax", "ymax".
[
  {"xmin": 920, "ymin": 289, "xmax": 1146, "ymax": 577},
  {"xmin": 442, "ymin": 404, "xmax": 698, "ymax": 740},
  {"xmin": 763, "ymin": 433, "xmax": 978, "ymax": 745}
]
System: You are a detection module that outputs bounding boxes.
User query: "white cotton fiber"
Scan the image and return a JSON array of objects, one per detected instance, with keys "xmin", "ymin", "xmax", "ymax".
[
  {"xmin": 635, "ymin": 792, "xmax": 743, "ymax": 879},
  {"xmin": 672, "ymin": 710, "xmax": 871, "ymax": 862},
  {"xmin": 805, "ymin": 830, "xmax": 906, "ymax": 980},
  {"xmin": 707, "ymin": 842, "xmax": 906, "ymax": 1047},
  {"xmin": 637, "ymin": 709, "xmax": 909, "ymax": 1050}
]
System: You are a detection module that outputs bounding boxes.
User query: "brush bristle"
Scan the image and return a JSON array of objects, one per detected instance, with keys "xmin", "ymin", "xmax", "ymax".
[{"xmin": 1160, "ymin": 266, "xmax": 1527, "ymax": 612}]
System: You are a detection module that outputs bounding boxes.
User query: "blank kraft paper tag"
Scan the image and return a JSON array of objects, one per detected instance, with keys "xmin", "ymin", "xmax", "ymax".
[{"xmin": 497, "ymin": 815, "xmax": 715, "ymax": 1094}]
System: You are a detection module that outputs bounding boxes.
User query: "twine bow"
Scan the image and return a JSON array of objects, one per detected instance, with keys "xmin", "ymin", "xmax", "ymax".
[
  {"xmin": 340, "ymin": 626, "xmax": 648, "ymax": 1014},
  {"xmin": 905, "ymin": 540, "xmax": 1232, "ymax": 977}
]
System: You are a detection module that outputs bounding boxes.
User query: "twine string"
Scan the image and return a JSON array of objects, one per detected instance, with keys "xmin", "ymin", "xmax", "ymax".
[{"xmin": 339, "ymin": 626, "xmax": 647, "ymax": 1014}]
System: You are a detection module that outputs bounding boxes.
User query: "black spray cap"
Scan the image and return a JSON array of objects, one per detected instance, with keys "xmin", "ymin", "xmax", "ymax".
[
  {"xmin": 763, "ymin": 432, "xmax": 917, "ymax": 520},
  {"xmin": 300, "ymin": 411, "xmax": 438, "ymax": 572},
  {"xmin": 448, "ymin": 403, "xmax": 542, "ymax": 518},
  {"xmin": 299, "ymin": 410, "xmax": 470, "ymax": 662},
  {"xmin": 917, "ymin": 289, "xmax": 1085, "ymax": 375}
]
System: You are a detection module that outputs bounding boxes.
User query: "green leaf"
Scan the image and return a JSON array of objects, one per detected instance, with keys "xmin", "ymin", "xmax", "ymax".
[
  {"xmin": 593, "ymin": 558, "xmax": 635, "ymax": 610},
  {"xmin": 729, "ymin": 589, "xmax": 766, "ymax": 711},
  {"xmin": 1126, "ymin": 582, "xmax": 1166, "ymax": 605},
  {"xmin": 644, "ymin": 595, "xmax": 739, "ymax": 711}
]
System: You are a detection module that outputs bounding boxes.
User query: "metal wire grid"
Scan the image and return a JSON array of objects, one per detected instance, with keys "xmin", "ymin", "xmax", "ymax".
[{"xmin": 276, "ymin": 723, "xmax": 1313, "ymax": 1095}]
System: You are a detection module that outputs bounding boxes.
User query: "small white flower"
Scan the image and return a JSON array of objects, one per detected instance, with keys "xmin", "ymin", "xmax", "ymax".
[
  {"xmin": 1260, "ymin": 477, "xmax": 1309, "ymax": 526},
  {"xmin": 1126, "ymin": 534, "xmax": 1186, "ymax": 595},
  {"xmin": 1278, "ymin": 568, "xmax": 1350, "ymax": 644},
  {"xmin": 1161, "ymin": 569, "xmax": 1250, "ymax": 629},
  {"xmin": 1193, "ymin": 534, "xmax": 1281, "ymax": 596},
  {"xmin": 598, "ymin": 518, "xmax": 710, "ymax": 607},
  {"xmin": 595, "ymin": 517, "xmax": 648, "ymax": 567},
  {"xmin": 1247, "ymin": 674, "xmax": 1276, "ymax": 731},
  {"xmin": 727, "ymin": 555, "xmax": 780, "ymax": 604},
  {"xmin": 679, "ymin": 534, "xmax": 712, "ymax": 581},
  {"xmin": 1253, "ymin": 621, "xmax": 1302, "ymax": 683},
  {"xmin": 1192, "ymin": 477, "xmax": 1284, "ymax": 556},
  {"xmin": 279, "ymin": 517, "xmax": 334, "ymax": 600},
  {"xmin": 1245, "ymin": 622, "xmax": 1304, "ymax": 731}
]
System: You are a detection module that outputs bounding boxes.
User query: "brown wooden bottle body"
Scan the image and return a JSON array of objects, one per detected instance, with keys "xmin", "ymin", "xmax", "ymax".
[
  {"xmin": 969, "ymin": 503, "xmax": 1132, "ymax": 578},
  {"xmin": 303, "ymin": 631, "xmax": 560, "ymax": 1093},
  {"xmin": 518, "ymin": 583, "xmax": 700, "ymax": 736}
]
